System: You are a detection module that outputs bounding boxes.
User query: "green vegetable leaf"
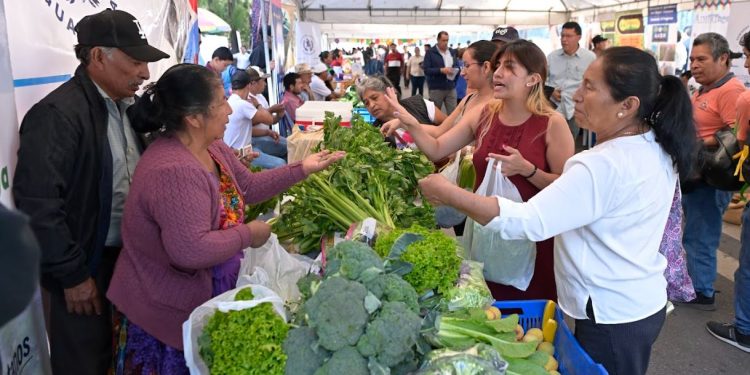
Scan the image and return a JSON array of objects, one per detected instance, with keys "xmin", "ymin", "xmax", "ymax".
[
  {"xmin": 505, "ymin": 357, "xmax": 550, "ymax": 375},
  {"xmin": 384, "ymin": 260, "xmax": 413, "ymax": 277},
  {"xmin": 388, "ymin": 233, "xmax": 423, "ymax": 259},
  {"xmin": 364, "ymin": 292, "xmax": 382, "ymax": 314}
]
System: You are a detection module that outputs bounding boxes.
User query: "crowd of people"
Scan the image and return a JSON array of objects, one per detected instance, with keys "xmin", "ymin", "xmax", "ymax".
[{"xmin": 4, "ymin": 6, "xmax": 750, "ymax": 375}]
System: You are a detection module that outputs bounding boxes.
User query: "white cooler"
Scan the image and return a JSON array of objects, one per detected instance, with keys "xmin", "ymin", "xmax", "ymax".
[{"xmin": 295, "ymin": 101, "xmax": 353, "ymax": 130}]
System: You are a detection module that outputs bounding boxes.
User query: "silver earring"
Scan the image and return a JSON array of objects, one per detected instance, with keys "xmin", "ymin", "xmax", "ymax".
[{"xmin": 617, "ymin": 112, "xmax": 624, "ymax": 118}]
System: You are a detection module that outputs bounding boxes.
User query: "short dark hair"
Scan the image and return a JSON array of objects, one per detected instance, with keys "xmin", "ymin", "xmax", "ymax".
[
  {"xmin": 600, "ymin": 47, "xmax": 696, "ymax": 178},
  {"xmin": 283, "ymin": 72, "xmax": 301, "ymax": 91},
  {"xmin": 741, "ymin": 31, "xmax": 750, "ymax": 52},
  {"xmin": 562, "ymin": 21, "xmax": 582, "ymax": 36},
  {"xmin": 131, "ymin": 64, "xmax": 222, "ymax": 134},
  {"xmin": 437, "ymin": 31, "xmax": 449, "ymax": 40},
  {"xmin": 74, "ymin": 45, "xmax": 94, "ymax": 67},
  {"xmin": 212, "ymin": 47, "xmax": 233, "ymax": 61}
]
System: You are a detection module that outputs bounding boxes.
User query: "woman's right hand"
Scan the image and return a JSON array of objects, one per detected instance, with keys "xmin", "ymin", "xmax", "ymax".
[{"xmin": 247, "ymin": 220, "xmax": 272, "ymax": 248}]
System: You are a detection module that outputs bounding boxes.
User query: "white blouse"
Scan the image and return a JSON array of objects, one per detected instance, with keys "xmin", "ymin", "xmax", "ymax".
[{"xmin": 485, "ymin": 130, "xmax": 673, "ymax": 324}]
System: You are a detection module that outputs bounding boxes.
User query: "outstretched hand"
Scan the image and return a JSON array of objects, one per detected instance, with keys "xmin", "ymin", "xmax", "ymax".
[
  {"xmin": 383, "ymin": 87, "xmax": 420, "ymax": 129},
  {"xmin": 302, "ymin": 150, "xmax": 346, "ymax": 175},
  {"xmin": 418, "ymin": 173, "xmax": 456, "ymax": 206}
]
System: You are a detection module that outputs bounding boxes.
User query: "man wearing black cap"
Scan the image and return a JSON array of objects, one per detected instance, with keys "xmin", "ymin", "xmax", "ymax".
[
  {"xmin": 12, "ymin": 9, "xmax": 169, "ymax": 375},
  {"xmin": 591, "ymin": 35, "xmax": 609, "ymax": 57},
  {"xmin": 491, "ymin": 26, "xmax": 520, "ymax": 48}
]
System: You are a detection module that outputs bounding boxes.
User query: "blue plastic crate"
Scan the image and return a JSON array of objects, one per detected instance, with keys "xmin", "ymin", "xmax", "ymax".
[
  {"xmin": 493, "ymin": 299, "xmax": 608, "ymax": 375},
  {"xmin": 352, "ymin": 108, "xmax": 375, "ymax": 124}
]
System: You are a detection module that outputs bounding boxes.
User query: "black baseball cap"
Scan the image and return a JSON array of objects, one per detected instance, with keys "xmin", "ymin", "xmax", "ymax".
[
  {"xmin": 492, "ymin": 26, "xmax": 519, "ymax": 43},
  {"xmin": 231, "ymin": 68, "xmax": 266, "ymax": 89},
  {"xmin": 75, "ymin": 9, "xmax": 169, "ymax": 62},
  {"xmin": 592, "ymin": 35, "xmax": 608, "ymax": 45}
]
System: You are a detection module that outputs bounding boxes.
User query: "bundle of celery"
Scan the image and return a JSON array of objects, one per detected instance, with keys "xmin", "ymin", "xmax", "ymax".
[{"xmin": 271, "ymin": 113, "xmax": 435, "ymax": 253}]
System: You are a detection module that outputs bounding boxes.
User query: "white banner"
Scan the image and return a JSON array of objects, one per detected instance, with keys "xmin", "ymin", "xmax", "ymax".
[
  {"xmin": 4, "ymin": 0, "xmax": 192, "ymax": 121},
  {"xmin": 727, "ymin": 1, "xmax": 750, "ymax": 87},
  {"xmin": 295, "ymin": 21, "xmax": 321, "ymax": 68},
  {"xmin": 0, "ymin": 0, "xmax": 18, "ymax": 208},
  {"xmin": 691, "ymin": 1, "xmax": 731, "ymax": 40}
]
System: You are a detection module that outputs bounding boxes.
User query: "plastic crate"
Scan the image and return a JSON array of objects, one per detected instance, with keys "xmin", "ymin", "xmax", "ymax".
[
  {"xmin": 493, "ymin": 300, "xmax": 608, "ymax": 375},
  {"xmin": 352, "ymin": 108, "xmax": 375, "ymax": 124}
]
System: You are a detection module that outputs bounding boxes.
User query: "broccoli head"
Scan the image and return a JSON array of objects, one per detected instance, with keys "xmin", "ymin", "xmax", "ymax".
[
  {"xmin": 364, "ymin": 273, "xmax": 419, "ymax": 313},
  {"xmin": 304, "ymin": 277, "xmax": 369, "ymax": 351},
  {"xmin": 313, "ymin": 346, "xmax": 369, "ymax": 375},
  {"xmin": 283, "ymin": 327, "xmax": 330, "ymax": 375},
  {"xmin": 356, "ymin": 301, "xmax": 422, "ymax": 367},
  {"xmin": 325, "ymin": 240, "xmax": 384, "ymax": 281},
  {"xmin": 297, "ymin": 273, "xmax": 322, "ymax": 300}
]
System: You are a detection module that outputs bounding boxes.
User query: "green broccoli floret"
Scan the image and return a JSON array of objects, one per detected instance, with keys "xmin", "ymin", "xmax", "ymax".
[
  {"xmin": 283, "ymin": 327, "xmax": 330, "ymax": 375},
  {"xmin": 364, "ymin": 274, "xmax": 419, "ymax": 313},
  {"xmin": 234, "ymin": 287, "xmax": 255, "ymax": 301},
  {"xmin": 313, "ymin": 346, "xmax": 369, "ymax": 375},
  {"xmin": 304, "ymin": 277, "xmax": 369, "ymax": 351},
  {"xmin": 297, "ymin": 273, "xmax": 322, "ymax": 300},
  {"xmin": 356, "ymin": 301, "xmax": 422, "ymax": 367},
  {"xmin": 325, "ymin": 240, "xmax": 384, "ymax": 281}
]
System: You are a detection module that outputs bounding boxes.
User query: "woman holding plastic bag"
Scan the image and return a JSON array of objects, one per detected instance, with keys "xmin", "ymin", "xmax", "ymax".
[
  {"xmin": 383, "ymin": 40, "xmax": 574, "ymax": 301},
  {"xmin": 105, "ymin": 64, "xmax": 344, "ymax": 374},
  {"xmin": 419, "ymin": 47, "xmax": 697, "ymax": 375}
]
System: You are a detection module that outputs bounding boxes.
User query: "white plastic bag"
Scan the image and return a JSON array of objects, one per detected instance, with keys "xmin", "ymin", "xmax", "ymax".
[
  {"xmin": 469, "ymin": 159, "xmax": 536, "ymax": 290},
  {"xmin": 237, "ymin": 233, "xmax": 315, "ymax": 302},
  {"xmin": 183, "ymin": 284, "xmax": 286, "ymax": 375},
  {"xmin": 436, "ymin": 151, "xmax": 468, "ymax": 228}
]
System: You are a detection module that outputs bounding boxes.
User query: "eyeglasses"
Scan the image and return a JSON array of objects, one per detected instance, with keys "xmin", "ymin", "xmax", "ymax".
[{"xmin": 464, "ymin": 62, "xmax": 483, "ymax": 68}]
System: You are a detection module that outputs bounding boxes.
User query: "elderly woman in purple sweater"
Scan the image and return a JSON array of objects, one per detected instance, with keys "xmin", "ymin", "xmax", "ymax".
[{"xmin": 106, "ymin": 64, "xmax": 344, "ymax": 374}]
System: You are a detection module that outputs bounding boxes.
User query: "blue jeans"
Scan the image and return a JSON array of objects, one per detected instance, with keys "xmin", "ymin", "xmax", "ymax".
[
  {"xmin": 736, "ymin": 205, "xmax": 750, "ymax": 334},
  {"xmin": 251, "ymin": 135, "xmax": 287, "ymax": 169},
  {"xmin": 681, "ymin": 182, "xmax": 732, "ymax": 297}
]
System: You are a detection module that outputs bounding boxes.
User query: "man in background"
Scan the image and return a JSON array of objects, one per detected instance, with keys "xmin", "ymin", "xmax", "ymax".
[
  {"xmin": 491, "ymin": 26, "xmax": 519, "ymax": 49},
  {"xmin": 423, "ymin": 31, "xmax": 459, "ymax": 114}
]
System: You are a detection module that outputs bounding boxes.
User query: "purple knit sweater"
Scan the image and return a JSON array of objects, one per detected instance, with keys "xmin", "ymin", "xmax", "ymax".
[{"xmin": 107, "ymin": 136, "xmax": 306, "ymax": 350}]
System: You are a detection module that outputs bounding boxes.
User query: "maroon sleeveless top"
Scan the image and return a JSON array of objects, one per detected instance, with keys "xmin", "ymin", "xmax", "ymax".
[{"xmin": 472, "ymin": 110, "xmax": 557, "ymax": 301}]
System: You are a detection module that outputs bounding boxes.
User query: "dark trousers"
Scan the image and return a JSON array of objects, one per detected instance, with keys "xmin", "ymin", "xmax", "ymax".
[
  {"xmin": 386, "ymin": 68, "xmax": 402, "ymax": 96},
  {"xmin": 47, "ymin": 248, "xmax": 120, "ymax": 375},
  {"xmin": 411, "ymin": 76, "xmax": 425, "ymax": 97},
  {"xmin": 575, "ymin": 299, "xmax": 666, "ymax": 375}
]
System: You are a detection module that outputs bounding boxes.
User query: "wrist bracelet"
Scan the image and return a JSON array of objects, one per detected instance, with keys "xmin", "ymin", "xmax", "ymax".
[{"xmin": 523, "ymin": 165, "xmax": 538, "ymax": 179}]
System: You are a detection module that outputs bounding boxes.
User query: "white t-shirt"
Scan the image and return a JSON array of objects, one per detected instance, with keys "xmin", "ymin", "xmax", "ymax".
[
  {"xmin": 234, "ymin": 52, "xmax": 251, "ymax": 70},
  {"xmin": 310, "ymin": 74, "xmax": 332, "ymax": 101},
  {"xmin": 408, "ymin": 55, "xmax": 425, "ymax": 77},
  {"xmin": 486, "ymin": 131, "xmax": 674, "ymax": 324},
  {"xmin": 224, "ymin": 94, "xmax": 258, "ymax": 149},
  {"xmin": 439, "ymin": 48, "xmax": 453, "ymax": 71},
  {"xmin": 251, "ymin": 93, "xmax": 272, "ymax": 131}
]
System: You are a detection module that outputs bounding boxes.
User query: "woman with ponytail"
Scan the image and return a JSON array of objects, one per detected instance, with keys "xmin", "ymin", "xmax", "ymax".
[
  {"xmin": 419, "ymin": 46, "xmax": 695, "ymax": 374},
  {"xmin": 384, "ymin": 40, "xmax": 574, "ymax": 301},
  {"xmin": 106, "ymin": 64, "xmax": 344, "ymax": 373}
]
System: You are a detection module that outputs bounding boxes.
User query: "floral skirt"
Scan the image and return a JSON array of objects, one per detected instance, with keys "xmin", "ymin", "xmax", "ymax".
[{"xmin": 111, "ymin": 312, "xmax": 190, "ymax": 375}]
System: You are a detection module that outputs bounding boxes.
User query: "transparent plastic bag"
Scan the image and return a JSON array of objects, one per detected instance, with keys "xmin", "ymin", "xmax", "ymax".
[
  {"xmin": 470, "ymin": 159, "xmax": 536, "ymax": 290},
  {"xmin": 416, "ymin": 343, "xmax": 508, "ymax": 375},
  {"xmin": 183, "ymin": 285, "xmax": 285, "ymax": 375},
  {"xmin": 444, "ymin": 260, "xmax": 494, "ymax": 311}
]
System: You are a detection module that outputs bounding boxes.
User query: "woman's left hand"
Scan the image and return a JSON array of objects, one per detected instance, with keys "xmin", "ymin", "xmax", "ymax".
[
  {"xmin": 488, "ymin": 145, "xmax": 535, "ymax": 177},
  {"xmin": 418, "ymin": 173, "xmax": 456, "ymax": 206},
  {"xmin": 236, "ymin": 150, "xmax": 259, "ymax": 169},
  {"xmin": 302, "ymin": 150, "xmax": 346, "ymax": 175}
]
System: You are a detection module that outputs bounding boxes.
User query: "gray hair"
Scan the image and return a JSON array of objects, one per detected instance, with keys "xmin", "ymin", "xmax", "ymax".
[
  {"xmin": 356, "ymin": 75, "xmax": 394, "ymax": 101},
  {"xmin": 693, "ymin": 32, "xmax": 732, "ymax": 66},
  {"xmin": 74, "ymin": 45, "xmax": 116, "ymax": 67}
]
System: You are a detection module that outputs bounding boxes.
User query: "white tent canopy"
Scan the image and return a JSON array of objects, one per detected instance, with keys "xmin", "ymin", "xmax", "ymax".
[{"xmin": 295, "ymin": 0, "xmax": 688, "ymax": 29}]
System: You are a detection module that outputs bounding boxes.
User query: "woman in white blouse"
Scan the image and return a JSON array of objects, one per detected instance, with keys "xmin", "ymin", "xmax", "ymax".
[{"xmin": 417, "ymin": 47, "xmax": 697, "ymax": 375}]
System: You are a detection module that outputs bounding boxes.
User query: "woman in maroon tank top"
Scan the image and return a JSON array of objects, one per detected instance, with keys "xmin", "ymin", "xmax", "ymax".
[{"xmin": 383, "ymin": 40, "xmax": 574, "ymax": 301}]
